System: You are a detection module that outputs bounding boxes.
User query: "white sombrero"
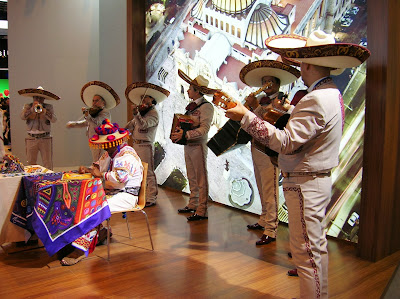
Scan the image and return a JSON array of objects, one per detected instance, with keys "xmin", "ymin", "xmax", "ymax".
[
  {"xmin": 81, "ymin": 81, "xmax": 120, "ymax": 110},
  {"xmin": 265, "ymin": 30, "xmax": 370, "ymax": 73},
  {"xmin": 18, "ymin": 86, "xmax": 60, "ymax": 101},
  {"xmin": 240, "ymin": 60, "xmax": 300, "ymax": 87},
  {"xmin": 178, "ymin": 69, "xmax": 219, "ymax": 95},
  {"xmin": 125, "ymin": 82, "xmax": 170, "ymax": 105}
]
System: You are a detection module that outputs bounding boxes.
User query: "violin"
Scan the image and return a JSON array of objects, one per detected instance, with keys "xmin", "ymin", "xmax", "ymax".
[{"xmin": 83, "ymin": 107, "xmax": 103, "ymax": 118}]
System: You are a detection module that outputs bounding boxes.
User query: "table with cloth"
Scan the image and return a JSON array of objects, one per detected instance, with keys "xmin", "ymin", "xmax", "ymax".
[
  {"xmin": 0, "ymin": 165, "xmax": 50, "ymax": 246},
  {"xmin": 10, "ymin": 172, "xmax": 111, "ymax": 256}
]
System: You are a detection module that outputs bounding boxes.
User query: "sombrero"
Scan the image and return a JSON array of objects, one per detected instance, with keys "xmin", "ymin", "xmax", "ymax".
[
  {"xmin": 265, "ymin": 30, "xmax": 370, "ymax": 70},
  {"xmin": 81, "ymin": 81, "xmax": 120, "ymax": 110},
  {"xmin": 89, "ymin": 119, "xmax": 130, "ymax": 149},
  {"xmin": 178, "ymin": 69, "xmax": 219, "ymax": 95},
  {"xmin": 125, "ymin": 82, "xmax": 170, "ymax": 105},
  {"xmin": 239, "ymin": 60, "xmax": 300, "ymax": 87},
  {"xmin": 18, "ymin": 86, "xmax": 60, "ymax": 101}
]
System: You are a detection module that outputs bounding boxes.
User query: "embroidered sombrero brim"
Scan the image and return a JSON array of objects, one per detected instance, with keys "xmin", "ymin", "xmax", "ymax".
[
  {"xmin": 265, "ymin": 34, "xmax": 371, "ymax": 69},
  {"xmin": 240, "ymin": 60, "xmax": 300, "ymax": 87},
  {"xmin": 125, "ymin": 82, "xmax": 170, "ymax": 105},
  {"xmin": 81, "ymin": 81, "xmax": 120, "ymax": 110},
  {"xmin": 280, "ymin": 55, "xmax": 345, "ymax": 76},
  {"xmin": 18, "ymin": 88, "xmax": 60, "ymax": 101},
  {"xmin": 178, "ymin": 69, "xmax": 219, "ymax": 95}
]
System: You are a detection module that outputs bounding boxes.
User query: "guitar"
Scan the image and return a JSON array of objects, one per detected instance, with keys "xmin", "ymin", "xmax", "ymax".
[
  {"xmin": 211, "ymin": 84, "xmax": 291, "ymax": 162},
  {"xmin": 207, "ymin": 82, "xmax": 272, "ymax": 156}
]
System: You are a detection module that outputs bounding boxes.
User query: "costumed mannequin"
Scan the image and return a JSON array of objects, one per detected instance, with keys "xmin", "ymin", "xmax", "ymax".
[
  {"xmin": 60, "ymin": 119, "xmax": 143, "ymax": 266},
  {"xmin": 19, "ymin": 86, "xmax": 59, "ymax": 170},
  {"xmin": 171, "ymin": 69, "xmax": 218, "ymax": 221},
  {"xmin": 79, "ymin": 119, "xmax": 143, "ymax": 212},
  {"xmin": 239, "ymin": 60, "xmax": 300, "ymax": 246},
  {"xmin": 125, "ymin": 82, "xmax": 170, "ymax": 207},
  {"xmin": 225, "ymin": 30, "xmax": 370, "ymax": 298},
  {"xmin": 66, "ymin": 81, "xmax": 120, "ymax": 162}
]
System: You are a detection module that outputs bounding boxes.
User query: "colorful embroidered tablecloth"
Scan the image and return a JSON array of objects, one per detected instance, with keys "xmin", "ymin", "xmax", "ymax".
[{"xmin": 12, "ymin": 174, "xmax": 111, "ymax": 256}]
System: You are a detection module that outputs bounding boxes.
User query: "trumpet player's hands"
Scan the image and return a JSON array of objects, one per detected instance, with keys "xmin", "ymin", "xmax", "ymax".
[
  {"xmin": 170, "ymin": 128, "xmax": 184, "ymax": 143},
  {"xmin": 225, "ymin": 101, "xmax": 249, "ymax": 122}
]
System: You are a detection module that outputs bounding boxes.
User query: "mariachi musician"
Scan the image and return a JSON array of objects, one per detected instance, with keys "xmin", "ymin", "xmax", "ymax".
[
  {"xmin": 66, "ymin": 81, "xmax": 120, "ymax": 162},
  {"xmin": 19, "ymin": 86, "xmax": 59, "ymax": 170},
  {"xmin": 239, "ymin": 60, "xmax": 300, "ymax": 246},
  {"xmin": 125, "ymin": 82, "xmax": 170, "ymax": 207},
  {"xmin": 171, "ymin": 70, "xmax": 218, "ymax": 221}
]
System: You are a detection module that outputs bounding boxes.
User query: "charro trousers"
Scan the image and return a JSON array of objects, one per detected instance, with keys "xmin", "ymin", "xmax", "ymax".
[
  {"xmin": 25, "ymin": 136, "xmax": 53, "ymax": 170},
  {"xmin": 283, "ymin": 174, "xmax": 331, "ymax": 299},
  {"xmin": 184, "ymin": 143, "xmax": 209, "ymax": 217},
  {"xmin": 251, "ymin": 144, "xmax": 279, "ymax": 238}
]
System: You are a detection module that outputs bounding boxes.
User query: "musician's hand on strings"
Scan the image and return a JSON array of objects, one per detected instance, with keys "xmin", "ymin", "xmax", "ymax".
[
  {"xmin": 245, "ymin": 94, "xmax": 259, "ymax": 110},
  {"xmin": 225, "ymin": 101, "xmax": 249, "ymax": 122},
  {"xmin": 131, "ymin": 103, "xmax": 139, "ymax": 115},
  {"xmin": 170, "ymin": 128, "xmax": 184, "ymax": 143},
  {"xmin": 81, "ymin": 107, "xmax": 89, "ymax": 117}
]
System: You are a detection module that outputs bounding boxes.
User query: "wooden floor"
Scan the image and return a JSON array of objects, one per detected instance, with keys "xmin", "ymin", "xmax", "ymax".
[{"xmin": 1, "ymin": 186, "xmax": 399, "ymax": 298}]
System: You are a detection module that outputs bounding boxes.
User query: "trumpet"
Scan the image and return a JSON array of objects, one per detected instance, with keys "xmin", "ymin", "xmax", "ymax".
[{"xmin": 34, "ymin": 103, "xmax": 43, "ymax": 113}]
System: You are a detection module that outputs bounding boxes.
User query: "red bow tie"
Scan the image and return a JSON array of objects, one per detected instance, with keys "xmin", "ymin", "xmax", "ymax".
[
  {"xmin": 259, "ymin": 97, "xmax": 272, "ymax": 105},
  {"xmin": 186, "ymin": 102, "xmax": 197, "ymax": 111}
]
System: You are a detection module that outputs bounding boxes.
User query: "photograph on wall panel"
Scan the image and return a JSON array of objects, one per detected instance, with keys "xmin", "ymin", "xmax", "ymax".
[{"xmin": 145, "ymin": 0, "xmax": 367, "ymax": 242}]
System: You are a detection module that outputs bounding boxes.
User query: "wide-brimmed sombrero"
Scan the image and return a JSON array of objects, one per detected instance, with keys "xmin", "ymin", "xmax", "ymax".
[
  {"xmin": 125, "ymin": 82, "xmax": 170, "ymax": 105},
  {"xmin": 240, "ymin": 60, "xmax": 300, "ymax": 87},
  {"xmin": 18, "ymin": 86, "xmax": 60, "ymax": 101},
  {"xmin": 89, "ymin": 119, "xmax": 130, "ymax": 149},
  {"xmin": 178, "ymin": 69, "xmax": 219, "ymax": 95},
  {"xmin": 81, "ymin": 81, "xmax": 120, "ymax": 110},
  {"xmin": 265, "ymin": 30, "xmax": 370, "ymax": 70}
]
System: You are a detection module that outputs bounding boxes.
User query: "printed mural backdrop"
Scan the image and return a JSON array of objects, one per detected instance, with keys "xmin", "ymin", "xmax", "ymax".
[{"xmin": 144, "ymin": 0, "xmax": 367, "ymax": 243}]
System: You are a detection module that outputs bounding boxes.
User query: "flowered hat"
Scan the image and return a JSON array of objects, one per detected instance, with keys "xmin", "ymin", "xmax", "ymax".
[
  {"xmin": 125, "ymin": 82, "xmax": 170, "ymax": 105},
  {"xmin": 265, "ymin": 30, "xmax": 370, "ymax": 71},
  {"xmin": 239, "ymin": 60, "xmax": 300, "ymax": 87},
  {"xmin": 89, "ymin": 119, "xmax": 129, "ymax": 149},
  {"xmin": 81, "ymin": 81, "xmax": 120, "ymax": 110},
  {"xmin": 178, "ymin": 69, "xmax": 219, "ymax": 95},
  {"xmin": 18, "ymin": 86, "xmax": 60, "ymax": 101}
]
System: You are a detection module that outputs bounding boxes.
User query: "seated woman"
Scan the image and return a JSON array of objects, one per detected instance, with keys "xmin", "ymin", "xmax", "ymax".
[{"xmin": 60, "ymin": 119, "xmax": 143, "ymax": 266}]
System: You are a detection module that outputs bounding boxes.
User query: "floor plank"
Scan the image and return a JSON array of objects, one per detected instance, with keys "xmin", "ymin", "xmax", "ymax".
[{"xmin": 0, "ymin": 186, "xmax": 399, "ymax": 298}]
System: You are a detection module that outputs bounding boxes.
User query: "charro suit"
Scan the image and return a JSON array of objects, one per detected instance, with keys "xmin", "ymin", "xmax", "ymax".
[
  {"xmin": 67, "ymin": 109, "xmax": 110, "ymax": 162},
  {"xmin": 241, "ymin": 77, "xmax": 343, "ymax": 299},
  {"xmin": 251, "ymin": 91, "xmax": 280, "ymax": 239},
  {"xmin": 126, "ymin": 107, "xmax": 159, "ymax": 204},
  {"xmin": 184, "ymin": 97, "xmax": 214, "ymax": 217},
  {"xmin": 20, "ymin": 102, "xmax": 57, "ymax": 170}
]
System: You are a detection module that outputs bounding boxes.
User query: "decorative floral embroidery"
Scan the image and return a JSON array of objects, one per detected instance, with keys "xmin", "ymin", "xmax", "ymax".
[{"xmin": 247, "ymin": 117, "xmax": 270, "ymax": 147}]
